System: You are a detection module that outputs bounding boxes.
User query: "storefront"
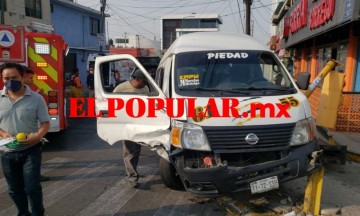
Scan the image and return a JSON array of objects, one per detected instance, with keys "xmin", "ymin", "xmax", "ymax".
[{"xmin": 275, "ymin": 0, "xmax": 360, "ymax": 132}]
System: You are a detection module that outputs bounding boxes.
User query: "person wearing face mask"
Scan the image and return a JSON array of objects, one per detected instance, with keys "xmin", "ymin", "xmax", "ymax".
[
  {"xmin": 87, "ymin": 64, "xmax": 95, "ymax": 98},
  {"xmin": 0, "ymin": 63, "xmax": 50, "ymax": 216}
]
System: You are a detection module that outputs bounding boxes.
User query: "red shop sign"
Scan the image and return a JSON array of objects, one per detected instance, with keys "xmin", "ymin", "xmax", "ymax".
[
  {"xmin": 309, "ymin": 0, "xmax": 336, "ymax": 30},
  {"xmin": 289, "ymin": 0, "xmax": 308, "ymax": 34}
]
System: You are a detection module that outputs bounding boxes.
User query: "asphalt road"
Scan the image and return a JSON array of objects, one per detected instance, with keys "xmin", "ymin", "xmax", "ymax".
[
  {"xmin": 0, "ymin": 118, "xmax": 225, "ymax": 216},
  {"xmin": 1, "ymin": 117, "xmax": 359, "ymax": 215}
]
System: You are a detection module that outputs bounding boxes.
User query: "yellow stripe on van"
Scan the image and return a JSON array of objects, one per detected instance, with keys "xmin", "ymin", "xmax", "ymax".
[{"xmin": 28, "ymin": 46, "xmax": 58, "ymax": 82}]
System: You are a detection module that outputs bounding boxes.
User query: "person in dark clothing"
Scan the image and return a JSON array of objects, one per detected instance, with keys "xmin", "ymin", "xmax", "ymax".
[
  {"xmin": 113, "ymin": 69, "xmax": 149, "ymax": 188},
  {"xmin": 87, "ymin": 65, "xmax": 95, "ymax": 98}
]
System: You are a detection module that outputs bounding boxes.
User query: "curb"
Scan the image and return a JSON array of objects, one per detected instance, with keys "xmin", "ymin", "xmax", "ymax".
[{"xmin": 347, "ymin": 152, "xmax": 360, "ymax": 163}]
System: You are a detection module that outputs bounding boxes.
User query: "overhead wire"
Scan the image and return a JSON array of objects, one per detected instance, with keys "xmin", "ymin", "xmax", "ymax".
[
  {"xmin": 252, "ymin": 2, "xmax": 271, "ymax": 25},
  {"xmin": 77, "ymin": 0, "xmax": 274, "ymax": 42},
  {"xmin": 160, "ymin": 0, "xmax": 196, "ymax": 17},
  {"xmin": 105, "ymin": 0, "xmax": 194, "ymax": 38},
  {"xmin": 109, "ymin": 0, "xmax": 229, "ymax": 9},
  {"xmin": 222, "ymin": 2, "xmax": 277, "ymax": 17},
  {"xmin": 88, "ymin": 3, "xmax": 100, "ymax": 8},
  {"xmin": 256, "ymin": 0, "xmax": 272, "ymax": 15},
  {"xmin": 228, "ymin": 0, "xmax": 239, "ymax": 32},
  {"xmin": 111, "ymin": 0, "xmax": 196, "ymax": 20},
  {"xmin": 251, "ymin": 13, "xmax": 270, "ymax": 39},
  {"xmin": 107, "ymin": 4, "xmax": 154, "ymax": 37},
  {"xmin": 236, "ymin": 0, "xmax": 244, "ymax": 33},
  {"xmin": 200, "ymin": 0, "xmax": 210, "ymax": 13},
  {"xmin": 107, "ymin": 4, "xmax": 157, "ymax": 20},
  {"xmin": 122, "ymin": 0, "xmax": 189, "ymax": 19}
]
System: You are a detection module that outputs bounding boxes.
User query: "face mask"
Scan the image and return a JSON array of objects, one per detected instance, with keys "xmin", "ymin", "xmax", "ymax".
[{"xmin": 5, "ymin": 80, "xmax": 23, "ymax": 92}]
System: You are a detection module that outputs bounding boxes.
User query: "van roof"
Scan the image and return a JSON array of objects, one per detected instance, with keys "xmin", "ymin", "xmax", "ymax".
[{"xmin": 164, "ymin": 32, "xmax": 269, "ymax": 55}]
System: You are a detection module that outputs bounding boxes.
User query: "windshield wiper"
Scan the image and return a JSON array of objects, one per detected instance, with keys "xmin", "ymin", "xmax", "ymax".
[
  {"xmin": 179, "ymin": 87, "xmax": 250, "ymax": 95},
  {"xmin": 179, "ymin": 87, "xmax": 219, "ymax": 91},
  {"xmin": 194, "ymin": 87, "xmax": 220, "ymax": 91},
  {"xmin": 218, "ymin": 89, "xmax": 250, "ymax": 95},
  {"xmin": 232, "ymin": 86, "xmax": 295, "ymax": 92}
]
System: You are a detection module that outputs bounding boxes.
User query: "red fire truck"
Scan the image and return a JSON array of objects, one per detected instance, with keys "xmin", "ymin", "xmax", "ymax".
[{"xmin": 0, "ymin": 24, "xmax": 69, "ymax": 132}]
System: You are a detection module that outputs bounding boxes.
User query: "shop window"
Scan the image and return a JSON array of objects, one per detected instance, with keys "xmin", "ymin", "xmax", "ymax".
[
  {"xmin": 324, "ymin": 46, "xmax": 332, "ymax": 62},
  {"xmin": 316, "ymin": 47, "xmax": 324, "ymax": 76},
  {"xmin": 336, "ymin": 40, "xmax": 348, "ymax": 72},
  {"xmin": 306, "ymin": 48, "xmax": 312, "ymax": 73},
  {"xmin": 293, "ymin": 49, "xmax": 301, "ymax": 78}
]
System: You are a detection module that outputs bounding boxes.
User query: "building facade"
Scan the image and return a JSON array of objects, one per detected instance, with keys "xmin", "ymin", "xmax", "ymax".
[
  {"xmin": 0, "ymin": 0, "xmax": 51, "ymax": 26},
  {"xmin": 50, "ymin": 0, "xmax": 104, "ymax": 84},
  {"xmin": 114, "ymin": 34, "xmax": 161, "ymax": 56},
  {"xmin": 160, "ymin": 13, "xmax": 222, "ymax": 51},
  {"xmin": 271, "ymin": 0, "xmax": 360, "ymax": 132}
]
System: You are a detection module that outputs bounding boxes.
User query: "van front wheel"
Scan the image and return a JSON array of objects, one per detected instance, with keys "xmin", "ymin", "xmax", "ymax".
[{"xmin": 159, "ymin": 157, "xmax": 184, "ymax": 190}]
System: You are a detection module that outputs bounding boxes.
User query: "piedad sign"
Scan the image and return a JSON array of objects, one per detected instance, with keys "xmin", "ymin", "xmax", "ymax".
[{"xmin": 0, "ymin": 25, "xmax": 26, "ymax": 63}]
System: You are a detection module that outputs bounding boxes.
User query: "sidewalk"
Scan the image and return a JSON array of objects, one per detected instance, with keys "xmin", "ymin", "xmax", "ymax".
[
  {"xmin": 331, "ymin": 132, "xmax": 360, "ymax": 155},
  {"xmin": 330, "ymin": 131, "xmax": 360, "ymax": 163}
]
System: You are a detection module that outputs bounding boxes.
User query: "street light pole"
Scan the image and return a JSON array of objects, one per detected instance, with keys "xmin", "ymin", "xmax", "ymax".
[
  {"xmin": 124, "ymin": 32, "xmax": 127, "ymax": 48},
  {"xmin": 1, "ymin": 0, "xmax": 5, "ymax": 24}
]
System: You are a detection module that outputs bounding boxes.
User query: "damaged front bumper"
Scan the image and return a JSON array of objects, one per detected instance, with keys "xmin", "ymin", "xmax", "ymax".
[{"xmin": 171, "ymin": 139, "xmax": 323, "ymax": 195}]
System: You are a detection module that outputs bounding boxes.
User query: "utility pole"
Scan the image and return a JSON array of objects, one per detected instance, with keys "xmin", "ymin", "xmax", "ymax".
[
  {"xmin": 99, "ymin": 0, "xmax": 106, "ymax": 53},
  {"xmin": 1, "ymin": 0, "xmax": 5, "ymax": 24},
  {"xmin": 251, "ymin": 20, "xmax": 254, "ymax": 36},
  {"xmin": 243, "ymin": 0, "xmax": 252, "ymax": 35},
  {"xmin": 124, "ymin": 32, "xmax": 127, "ymax": 48}
]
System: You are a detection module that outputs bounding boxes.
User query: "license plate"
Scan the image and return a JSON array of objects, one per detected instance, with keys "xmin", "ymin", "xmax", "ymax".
[{"xmin": 250, "ymin": 176, "xmax": 279, "ymax": 194}]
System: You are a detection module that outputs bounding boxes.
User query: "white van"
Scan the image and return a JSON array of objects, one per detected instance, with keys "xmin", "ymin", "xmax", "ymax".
[{"xmin": 94, "ymin": 32, "xmax": 322, "ymax": 195}]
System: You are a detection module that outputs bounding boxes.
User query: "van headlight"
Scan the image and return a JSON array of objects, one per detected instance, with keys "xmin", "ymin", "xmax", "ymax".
[
  {"xmin": 170, "ymin": 120, "xmax": 211, "ymax": 151},
  {"xmin": 290, "ymin": 117, "xmax": 316, "ymax": 146}
]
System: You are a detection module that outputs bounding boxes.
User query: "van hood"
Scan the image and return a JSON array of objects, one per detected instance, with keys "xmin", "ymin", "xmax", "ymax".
[{"xmin": 181, "ymin": 94, "xmax": 310, "ymax": 126}]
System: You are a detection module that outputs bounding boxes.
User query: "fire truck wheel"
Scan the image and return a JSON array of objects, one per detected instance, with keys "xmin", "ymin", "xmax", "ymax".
[{"xmin": 159, "ymin": 157, "xmax": 184, "ymax": 190}]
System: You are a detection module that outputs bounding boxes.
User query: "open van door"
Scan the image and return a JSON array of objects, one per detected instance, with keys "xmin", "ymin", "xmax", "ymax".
[{"xmin": 94, "ymin": 54, "xmax": 170, "ymax": 146}]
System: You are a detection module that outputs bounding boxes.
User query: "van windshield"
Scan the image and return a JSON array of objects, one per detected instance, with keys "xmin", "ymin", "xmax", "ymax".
[{"xmin": 174, "ymin": 50, "xmax": 296, "ymax": 96}]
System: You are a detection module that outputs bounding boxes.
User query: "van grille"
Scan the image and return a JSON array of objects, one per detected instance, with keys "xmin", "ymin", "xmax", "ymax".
[{"xmin": 203, "ymin": 123, "xmax": 296, "ymax": 153}]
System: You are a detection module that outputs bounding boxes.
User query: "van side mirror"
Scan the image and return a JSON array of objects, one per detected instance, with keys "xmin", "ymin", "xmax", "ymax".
[{"xmin": 296, "ymin": 72, "xmax": 311, "ymax": 90}]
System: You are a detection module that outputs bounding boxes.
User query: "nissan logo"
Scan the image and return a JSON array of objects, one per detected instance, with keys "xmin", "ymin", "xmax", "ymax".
[{"xmin": 245, "ymin": 133, "xmax": 259, "ymax": 145}]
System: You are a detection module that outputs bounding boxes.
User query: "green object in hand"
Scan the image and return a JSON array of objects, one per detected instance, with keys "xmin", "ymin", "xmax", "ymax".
[{"xmin": 5, "ymin": 140, "xmax": 20, "ymax": 148}]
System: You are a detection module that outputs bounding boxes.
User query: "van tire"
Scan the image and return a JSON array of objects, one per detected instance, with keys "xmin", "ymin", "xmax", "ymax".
[{"xmin": 159, "ymin": 157, "xmax": 184, "ymax": 190}]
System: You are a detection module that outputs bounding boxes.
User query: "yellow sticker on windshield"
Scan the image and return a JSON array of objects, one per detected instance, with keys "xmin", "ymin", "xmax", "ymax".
[{"xmin": 179, "ymin": 74, "xmax": 200, "ymax": 87}]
